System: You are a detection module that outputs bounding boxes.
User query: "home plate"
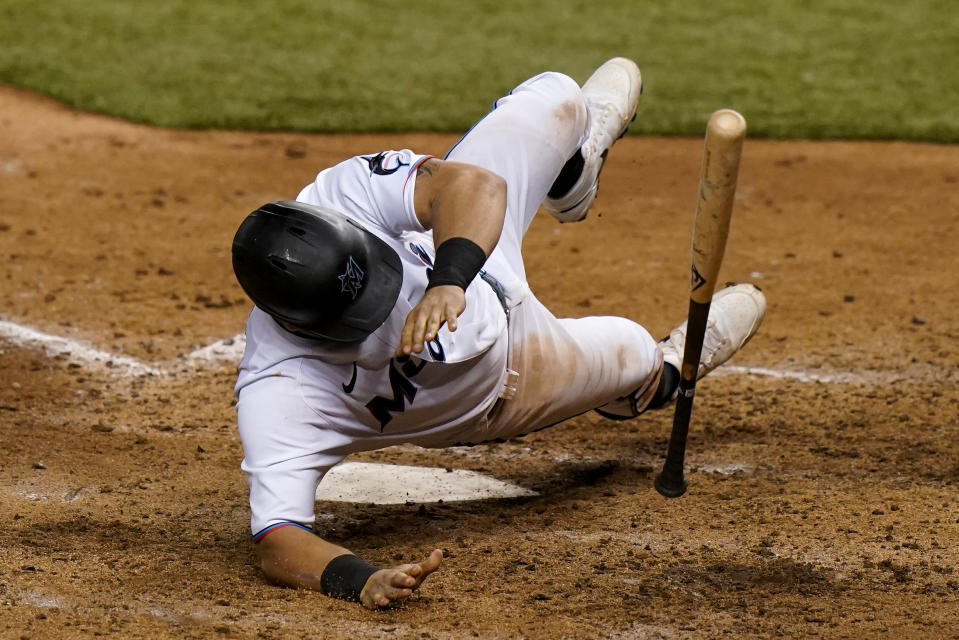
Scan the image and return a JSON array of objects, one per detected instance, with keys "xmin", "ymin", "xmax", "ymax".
[{"xmin": 315, "ymin": 462, "xmax": 537, "ymax": 504}]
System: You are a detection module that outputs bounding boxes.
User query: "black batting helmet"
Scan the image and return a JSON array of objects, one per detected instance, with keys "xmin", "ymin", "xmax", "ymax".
[{"xmin": 232, "ymin": 200, "xmax": 403, "ymax": 342}]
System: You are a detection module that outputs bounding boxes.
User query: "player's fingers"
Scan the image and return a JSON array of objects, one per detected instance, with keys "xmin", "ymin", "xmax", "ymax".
[
  {"xmin": 416, "ymin": 295, "xmax": 453, "ymax": 348},
  {"xmin": 426, "ymin": 300, "xmax": 459, "ymax": 339},
  {"xmin": 444, "ymin": 304, "xmax": 458, "ymax": 333},
  {"xmin": 397, "ymin": 306, "xmax": 430, "ymax": 356},
  {"xmin": 361, "ymin": 570, "xmax": 418, "ymax": 609},
  {"xmin": 380, "ymin": 579, "xmax": 415, "ymax": 599},
  {"xmin": 392, "ymin": 549, "xmax": 442, "ymax": 587},
  {"xmin": 411, "ymin": 307, "xmax": 431, "ymax": 348},
  {"xmin": 392, "ymin": 564, "xmax": 419, "ymax": 586},
  {"xmin": 362, "ymin": 592, "xmax": 389, "ymax": 609},
  {"xmin": 423, "ymin": 305, "xmax": 446, "ymax": 342},
  {"xmin": 397, "ymin": 310, "xmax": 418, "ymax": 356},
  {"xmin": 379, "ymin": 571, "xmax": 418, "ymax": 600},
  {"xmin": 406, "ymin": 549, "xmax": 443, "ymax": 588},
  {"xmin": 446, "ymin": 291, "xmax": 466, "ymax": 333},
  {"xmin": 420, "ymin": 549, "xmax": 444, "ymax": 577},
  {"xmin": 385, "ymin": 588, "xmax": 414, "ymax": 605},
  {"xmin": 363, "ymin": 586, "xmax": 413, "ymax": 608}
]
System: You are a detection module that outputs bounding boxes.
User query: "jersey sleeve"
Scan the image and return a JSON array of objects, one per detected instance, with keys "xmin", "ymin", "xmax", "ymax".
[
  {"xmin": 235, "ymin": 364, "xmax": 349, "ymax": 536},
  {"xmin": 296, "ymin": 149, "xmax": 435, "ymax": 238}
]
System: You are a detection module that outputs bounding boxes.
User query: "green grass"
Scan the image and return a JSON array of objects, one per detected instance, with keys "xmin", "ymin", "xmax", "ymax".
[{"xmin": 0, "ymin": 0, "xmax": 956, "ymax": 140}]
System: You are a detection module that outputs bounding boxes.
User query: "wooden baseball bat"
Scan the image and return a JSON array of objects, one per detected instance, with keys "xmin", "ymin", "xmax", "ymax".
[{"xmin": 654, "ymin": 108, "xmax": 746, "ymax": 498}]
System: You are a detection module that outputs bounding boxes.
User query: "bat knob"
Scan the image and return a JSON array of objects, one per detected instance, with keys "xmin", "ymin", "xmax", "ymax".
[{"xmin": 654, "ymin": 472, "xmax": 688, "ymax": 498}]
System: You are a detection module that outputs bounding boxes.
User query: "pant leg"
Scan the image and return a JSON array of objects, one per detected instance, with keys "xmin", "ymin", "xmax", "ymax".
[
  {"xmin": 444, "ymin": 71, "xmax": 663, "ymax": 439},
  {"xmin": 445, "ymin": 71, "xmax": 588, "ymax": 303},
  {"xmin": 484, "ymin": 296, "xmax": 663, "ymax": 441}
]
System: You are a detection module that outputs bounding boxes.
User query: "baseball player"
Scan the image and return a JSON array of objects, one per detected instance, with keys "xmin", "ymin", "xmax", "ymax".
[{"xmin": 231, "ymin": 57, "xmax": 766, "ymax": 609}]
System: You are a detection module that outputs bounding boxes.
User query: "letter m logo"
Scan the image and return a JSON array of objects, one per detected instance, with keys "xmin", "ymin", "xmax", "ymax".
[{"xmin": 366, "ymin": 359, "xmax": 418, "ymax": 430}]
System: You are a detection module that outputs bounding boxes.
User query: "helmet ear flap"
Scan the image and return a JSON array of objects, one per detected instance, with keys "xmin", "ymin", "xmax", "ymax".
[{"xmin": 232, "ymin": 201, "xmax": 403, "ymax": 342}]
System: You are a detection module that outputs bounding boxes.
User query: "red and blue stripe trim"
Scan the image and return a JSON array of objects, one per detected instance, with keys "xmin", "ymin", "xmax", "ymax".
[
  {"xmin": 252, "ymin": 521, "xmax": 313, "ymax": 543},
  {"xmin": 403, "ymin": 154, "xmax": 437, "ymax": 195}
]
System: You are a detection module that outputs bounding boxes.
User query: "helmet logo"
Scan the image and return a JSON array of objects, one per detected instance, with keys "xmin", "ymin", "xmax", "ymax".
[{"xmin": 338, "ymin": 256, "xmax": 365, "ymax": 299}]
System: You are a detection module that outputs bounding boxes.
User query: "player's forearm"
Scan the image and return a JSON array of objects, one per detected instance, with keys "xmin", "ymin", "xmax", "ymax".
[
  {"xmin": 255, "ymin": 525, "xmax": 355, "ymax": 592},
  {"xmin": 430, "ymin": 168, "xmax": 506, "ymax": 256},
  {"xmin": 254, "ymin": 525, "xmax": 443, "ymax": 608}
]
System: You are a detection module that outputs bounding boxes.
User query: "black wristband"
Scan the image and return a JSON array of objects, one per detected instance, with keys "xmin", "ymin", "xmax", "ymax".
[
  {"xmin": 426, "ymin": 237, "xmax": 487, "ymax": 291},
  {"xmin": 320, "ymin": 554, "xmax": 380, "ymax": 602}
]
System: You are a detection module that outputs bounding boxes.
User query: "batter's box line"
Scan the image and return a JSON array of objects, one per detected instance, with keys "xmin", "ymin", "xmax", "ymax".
[
  {"xmin": 0, "ymin": 319, "xmax": 163, "ymax": 376},
  {"xmin": 717, "ymin": 364, "xmax": 947, "ymax": 386},
  {"xmin": 0, "ymin": 319, "xmax": 244, "ymax": 378}
]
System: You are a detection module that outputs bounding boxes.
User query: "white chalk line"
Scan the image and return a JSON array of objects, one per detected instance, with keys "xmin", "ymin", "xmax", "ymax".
[
  {"xmin": 0, "ymin": 319, "xmax": 243, "ymax": 377},
  {"xmin": 719, "ymin": 363, "xmax": 950, "ymax": 386},
  {"xmin": 719, "ymin": 364, "xmax": 870, "ymax": 385},
  {"xmin": 0, "ymin": 319, "xmax": 164, "ymax": 376},
  {"xmin": 0, "ymin": 318, "xmax": 943, "ymax": 387}
]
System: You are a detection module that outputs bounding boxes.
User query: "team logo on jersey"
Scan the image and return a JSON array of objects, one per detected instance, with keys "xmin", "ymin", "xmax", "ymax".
[
  {"xmin": 363, "ymin": 151, "xmax": 409, "ymax": 176},
  {"xmin": 366, "ymin": 357, "xmax": 420, "ymax": 429},
  {"xmin": 408, "ymin": 242, "xmax": 434, "ymax": 267},
  {"xmin": 364, "ymin": 348, "xmax": 446, "ymax": 429},
  {"xmin": 338, "ymin": 256, "xmax": 364, "ymax": 299}
]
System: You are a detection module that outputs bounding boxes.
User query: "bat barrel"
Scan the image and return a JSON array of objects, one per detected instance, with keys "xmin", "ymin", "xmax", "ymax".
[{"xmin": 690, "ymin": 109, "xmax": 746, "ymax": 304}]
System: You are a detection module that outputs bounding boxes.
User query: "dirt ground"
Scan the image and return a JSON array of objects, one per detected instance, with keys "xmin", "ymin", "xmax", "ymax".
[{"xmin": 1, "ymin": 85, "xmax": 957, "ymax": 639}]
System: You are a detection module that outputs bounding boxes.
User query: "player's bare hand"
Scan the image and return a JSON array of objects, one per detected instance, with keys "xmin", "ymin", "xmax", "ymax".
[
  {"xmin": 359, "ymin": 549, "xmax": 443, "ymax": 609},
  {"xmin": 396, "ymin": 286, "xmax": 465, "ymax": 356}
]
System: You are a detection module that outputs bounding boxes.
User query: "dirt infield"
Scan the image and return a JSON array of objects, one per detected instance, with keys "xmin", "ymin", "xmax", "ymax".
[{"xmin": 1, "ymin": 85, "xmax": 958, "ymax": 639}]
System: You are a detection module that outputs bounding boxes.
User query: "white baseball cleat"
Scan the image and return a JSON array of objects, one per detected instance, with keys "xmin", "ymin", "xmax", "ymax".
[
  {"xmin": 659, "ymin": 283, "xmax": 767, "ymax": 379},
  {"xmin": 595, "ymin": 283, "xmax": 765, "ymax": 420},
  {"xmin": 544, "ymin": 56, "xmax": 643, "ymax": 223}
]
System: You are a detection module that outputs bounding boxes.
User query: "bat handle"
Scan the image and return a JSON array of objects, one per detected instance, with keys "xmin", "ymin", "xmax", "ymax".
[
  {"xmin": 654, "ymin": 297, "xmax": 711, "ymax": 498},
  {"xmin": 654, "ymin": 380, "xmax": 694, "ymax": 497}
]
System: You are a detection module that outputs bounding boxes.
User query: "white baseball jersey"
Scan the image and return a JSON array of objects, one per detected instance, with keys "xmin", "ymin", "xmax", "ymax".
[
  {"xmin": 236, "ymin": 150, "xmax": 511, "ymax": 536},
  {"xmin": 236, "ymin": 71, "xmax": 663, "ymax": 539}
]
